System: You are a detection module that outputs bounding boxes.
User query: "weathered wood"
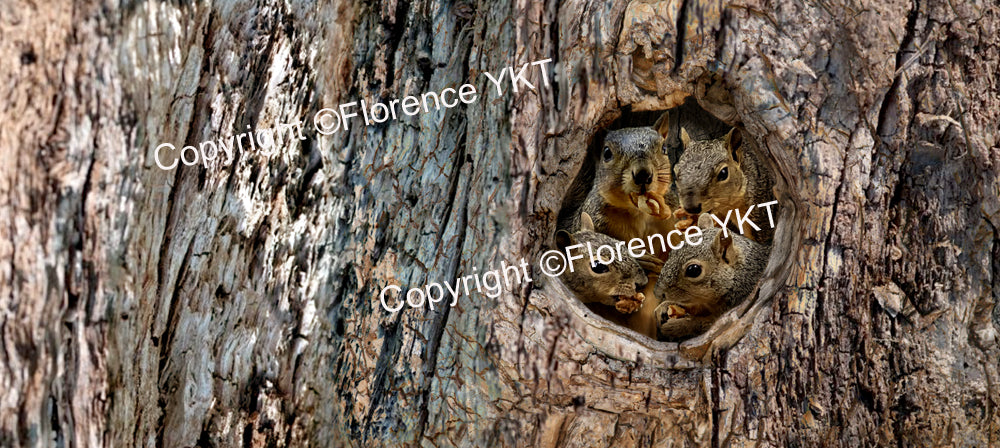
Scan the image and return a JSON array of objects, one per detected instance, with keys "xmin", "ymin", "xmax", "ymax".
[{"xmin": 1, "ymin": 0, "xmax": 998, "ymax": 446}]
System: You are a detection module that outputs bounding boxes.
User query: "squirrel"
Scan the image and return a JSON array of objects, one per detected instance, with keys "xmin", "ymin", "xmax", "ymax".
[
  {"xmin": 564, "ymin": 112, "xmax": 679, "ymax": 258},
  {"xmin": 555, "ymin": 114, "xmax": 680, "ymax": 338},
  {"xmin": 674, "ymin": 126, "xmax": 776, "ymax": 243},
  {"xmin": 554, "ymin": 213, "xmax": 648, "ymax": 314},
  {"xmin": 653, "ymin": 224, "xmax": 770, "ymax": 341}
]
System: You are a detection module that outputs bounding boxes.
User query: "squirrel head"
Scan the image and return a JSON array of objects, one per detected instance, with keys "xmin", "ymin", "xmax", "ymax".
[
  {"xmin": 654, "ymin": 227, "xmax": 741, "ymax": 309},
  {"xmin": 674, "ymin": 127, "xmax": 748, "ymax": 215},
  {"xmin": 555, "ymin": 213, "xmax": 648, "ymax": 309},
  {"xmin": 593, "ymin": 113, "xmax": 673, "ymax": 210}
]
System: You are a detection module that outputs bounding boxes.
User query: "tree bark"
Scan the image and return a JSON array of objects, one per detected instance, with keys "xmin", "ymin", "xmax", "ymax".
[{"xmin": 1, "ymin": 0, "xmax": 998, "ymax": 447}]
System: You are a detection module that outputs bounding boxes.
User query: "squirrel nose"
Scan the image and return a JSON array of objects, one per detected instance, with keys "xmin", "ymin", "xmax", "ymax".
[
  {"xmin": 633, "ymin": 169, "xmax": 652, "ymax": 185},
  {"xmin": 686, "ymin": 204, "xmax": 702, "ymax": 214}
]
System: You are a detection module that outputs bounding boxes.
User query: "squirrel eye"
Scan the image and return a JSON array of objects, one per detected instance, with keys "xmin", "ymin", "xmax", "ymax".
[
  {"xmin": 602, "ymin": 147, "xmax": 613, "ymax": 162},
  {"xmin": 592, "ymin": 262, "xmax": 610, "ymax": 274},
  {"xmin": 684, "ymin": 264, "xmax": 702, "ymax": 278},
  {"xmin": 717, "ymin": 167, "xmax": 729, "ymax": 181}
]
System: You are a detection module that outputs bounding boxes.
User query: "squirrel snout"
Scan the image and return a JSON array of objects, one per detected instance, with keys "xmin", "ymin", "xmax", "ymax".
[
  {"xmin": 681, "ymin": 193, "xmax": 701, "ymax": 214},
  {"xmin": 633, "ymin": 169, "xmax": 652, "ymax": 186}
]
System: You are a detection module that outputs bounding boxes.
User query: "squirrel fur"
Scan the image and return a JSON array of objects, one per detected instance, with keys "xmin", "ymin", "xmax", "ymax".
[
  {"xmin": 554, "ymin": 213, "xmax": 648, "ymax": 314},
  {"xmin": 674, "ymin": 127, "xmax": 776, "ymax": 243},
  {"xmin": 653, "ymin": 225, "xmax": 770, "ymax": 341},
  {"xmin": 565, "ymin": 113, "xmax": 679, "ymax": 255}
]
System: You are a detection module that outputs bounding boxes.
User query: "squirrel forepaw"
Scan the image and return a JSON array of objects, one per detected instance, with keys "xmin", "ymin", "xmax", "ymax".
[
  {"xmin": 667, "ymin": 304, "xmax": 687, "ymax": 318},
  {"xmin": 636, "ymin": 253, "xmax": 664, "ymax": 276},
  {"xmin": 634, "ymin": 192, "xmax": 672, "ymax": 219},
  {"xmin": 655, "ymin": 301, "xmax": 689, "ymax": 325},
  {"xmin": 673, "ymin": 208, "xmax": 698, "ymax": 230},
  {"xmin": 655, "ymin": 302, "xmax": 717, "ymax": 340}
]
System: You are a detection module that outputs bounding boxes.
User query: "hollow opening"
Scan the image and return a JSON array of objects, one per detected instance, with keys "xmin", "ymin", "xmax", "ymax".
[{"xmin": 551, "ymin": 95, "xmax": 798, "ymax": 362}]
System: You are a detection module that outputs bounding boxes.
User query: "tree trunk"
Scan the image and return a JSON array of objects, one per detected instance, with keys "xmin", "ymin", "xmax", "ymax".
[{"xmin": 1, "ymin": 0, "xmax": 998, "ymax": 446}]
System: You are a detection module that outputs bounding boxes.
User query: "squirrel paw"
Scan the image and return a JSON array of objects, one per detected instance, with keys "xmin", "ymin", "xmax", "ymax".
[
  {"xmin": 657, "ymin": 316, "xmax": 699, "ymax": 340},
  {"xmin": 653, "ymin": 302, "xmax": 687, "ymax": 323},
  {"xmin": 615, "ymin": 292, "xmax": 645, "ymax": 314},
  {"xmin": 636, "ymin": 253, "xmax": 664, "ymax": 275},
  {"xmin": 673, "ymin": 208, "xmax": 698, "ymax": 230},
  {"xmin": 667, "ymin": 304, "xmax": 687, "ymax": 318},
  {"xmin": 633, "ymin": 192, "xmax": 672, "ymax": 219},
  {"xmin": 654, "ymin": 300, "xmax": 690, "ymax": 322},
  {"xmin": 655, "ymin": 301, "xmax": 719, "ymax": 340}
]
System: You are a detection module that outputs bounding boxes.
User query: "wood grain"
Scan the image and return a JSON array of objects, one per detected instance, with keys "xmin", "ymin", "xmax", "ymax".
[{"xmin": 0, "ymin": 0, "xmax": 997, "ymax": 446}]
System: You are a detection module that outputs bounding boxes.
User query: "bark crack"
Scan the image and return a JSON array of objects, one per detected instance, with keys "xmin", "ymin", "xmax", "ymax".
[
  {"xmin": 415, "ymin": 119, "xmax": 471, "ymax": 441},
  {"xmin": 672, "ymin": 0, "xmax": 690, "ymax": 74},
  {"xmin": 875, "ymin": 0, "xmax": 919, "ymax": 138},
  {"xmin": 815, "ymin": 141, "xmax": 852, "ymax": 333},
  {"xmin": 154, "ymin": 235, "xmax": 195, "ymax": 448}
]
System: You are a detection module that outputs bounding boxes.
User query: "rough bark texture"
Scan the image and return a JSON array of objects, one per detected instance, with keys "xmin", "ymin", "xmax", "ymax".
[{"xmin": 1, "ymin": 0, "xmax": 998, "ymax": 447}]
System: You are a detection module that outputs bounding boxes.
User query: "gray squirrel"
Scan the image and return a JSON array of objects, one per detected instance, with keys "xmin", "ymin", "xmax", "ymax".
[
  {"xmin": 554, "ymin": 213, "xmax": 648, "ymax": 314},
  {"xmin": 674, "ymin": 127, "xmax": 776, "ymax": 243},
  {"xmin": 561, "ymin": 113, "xmax": 679, "ymax": 259},
  {"xmin": 654, "ymin": 223, "xmax": 770, "ymax": 341}
]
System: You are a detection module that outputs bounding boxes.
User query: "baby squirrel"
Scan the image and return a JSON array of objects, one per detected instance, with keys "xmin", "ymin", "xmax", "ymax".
[
  {"xmin": 674, "ymin": 127, "xmax": 775, "ymax": 243},
  {"xmin": 554, "ymin": 213, "xmax": 648, "ymax": 314},
  {"xmin": 568, "ymin": 113, "xmax": 678, "ymax": 256},
  {"xmin": 557, "ymin": 113, "xmax": 683, "ymax": 338},
  {"xmin": 653, "ymin": 224, "xmax": 770, "ymax": 341}
]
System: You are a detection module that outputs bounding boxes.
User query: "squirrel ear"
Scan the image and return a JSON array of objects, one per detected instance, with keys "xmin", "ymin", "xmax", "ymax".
[
  {"xmin": 712, "ymin": 230, "xmax": 735, "ymax": 264},
  {"xmin": 653, "ymin": 111, "xmax": 670, "ymax": 139},
  {"xmin": 697, "ymin": 213, "xmax": 715, "ymax": 229},
  {"xmin": 555, "ymin": 230, "xmax": 575, "ymax": 250},
  {"xmin": 580, "ymin": 212, "xmax": 595, "ymax": 232},
  {"xmin": 680, "ymin": 127, "xmax": 691, "ymax": 146},
  {"xmin": 726, "ymin": 127, "xmax": 744, "ymax": 164}
]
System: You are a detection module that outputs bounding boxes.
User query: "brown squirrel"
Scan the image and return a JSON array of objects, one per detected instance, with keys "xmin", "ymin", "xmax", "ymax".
[
  {"xmin": 565, "ymin": 113, "xmax": 679, "ymax": 257},
  {"xmin": 554, "ymin": 213, "xmax": 648, "ymax": 314},
  {"xmin": 653, "ymin": 223, "xmax": 770, "ymax": 341},
  {"xmin": 674, "ymin": 127, "xmax": 776, "ymax": 243},
  {"xmin": 557, "ymin": 114, "xmax": 684, "ymax": 338}
]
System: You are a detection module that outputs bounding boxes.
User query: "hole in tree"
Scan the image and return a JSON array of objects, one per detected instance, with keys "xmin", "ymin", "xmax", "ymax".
[{"xmin": 552, "ymin": 95, "xmax": 793, "ymax": 354}]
